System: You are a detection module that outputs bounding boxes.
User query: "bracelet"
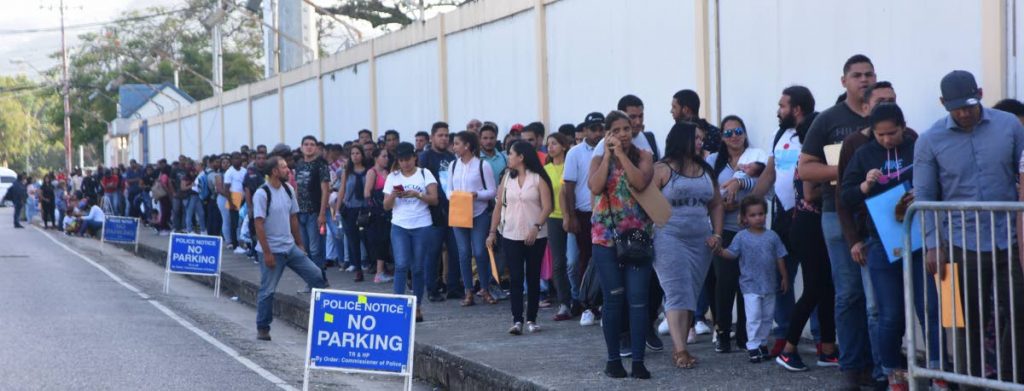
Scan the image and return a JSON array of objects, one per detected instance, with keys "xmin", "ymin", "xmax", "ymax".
[{"xmin": 712, "ymin": 234, "xmax": 722, "ymax": 239}]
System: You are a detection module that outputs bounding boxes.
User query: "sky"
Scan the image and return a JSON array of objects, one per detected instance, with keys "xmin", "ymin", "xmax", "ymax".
[
  {"xmin": 0, "ymin": 0, "xmax": 183, "ymax": 79},
  {"xmin": 0, "ymin": 0, "xmax": 448, "ymax": 82}
]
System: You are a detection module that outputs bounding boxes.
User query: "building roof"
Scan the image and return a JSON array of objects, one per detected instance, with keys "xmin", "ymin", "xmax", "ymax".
[{"xmin": 118, "ymin": 83, "xmax": 195, "ymax": 118}]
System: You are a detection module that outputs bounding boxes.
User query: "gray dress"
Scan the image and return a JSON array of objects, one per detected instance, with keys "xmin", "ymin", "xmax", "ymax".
[{"xmin": 654, "ymin": 170, "xmax": 714, "ymax": 311}]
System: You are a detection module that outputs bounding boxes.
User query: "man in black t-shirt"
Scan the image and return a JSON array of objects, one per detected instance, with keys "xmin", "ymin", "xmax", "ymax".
[
  {"xmin": 295, "ymin": 136, "xmax": 332, "ymax": 289},
  {"xmin": 796, "ymin": 54, "xmax": 878, "ymax": 386},
  {"xmin": 418, "ymin": 121, "xmax": 462, "ymax": 301},
  {"xmin": 244, "ymin": 151, "xmax": 268, "ymax": 258}
]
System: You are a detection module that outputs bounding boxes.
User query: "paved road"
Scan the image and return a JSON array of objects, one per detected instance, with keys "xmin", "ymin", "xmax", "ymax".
[{"xmin": 0, "ymin": 208, "xmax": 423, "ymax": 390}]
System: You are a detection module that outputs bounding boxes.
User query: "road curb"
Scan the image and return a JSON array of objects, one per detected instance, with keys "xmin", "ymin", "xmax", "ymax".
[{"xmin": 100, "ymin": 238, "xmax": 547, "ymax": 391}]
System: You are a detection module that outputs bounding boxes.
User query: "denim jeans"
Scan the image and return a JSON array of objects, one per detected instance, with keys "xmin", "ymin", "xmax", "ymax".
[
  {"xmin": 12, "ymin": 199, "xmax": 24, "ymax": 226},
  {"xmin": 592, "ymin": 244, "xmax": 651, "ymax": 362},
  {"xmin": 865, "ymin": 239, "xmax": 907, "ymax": 373},
  {"xmin": 425, "ymin": 226, "xmax": 461, "ymax": 293},
  {"xmin": 566, "ymin": 233, "xmax": 580, "ymax": 301},
  {"xmin": 184, "ymin": 194, "xmax": 207, "ymax": 233},
  {"xmin": 205, "ymin": 197, "xmax": 221, "ymax": 237},
  {"xmin": 391, "ymin": 224, "xmax": 432, "ymax": 303},
  {"xmin": 453, "ymin": 212, "xmax": 492, "ymax": 292},
  {"xmin": 297, "ymin": 212, "xmax": 326, "ymax": 285},
  {"xmin": 821, "ymin": 212, "xmax": 873, "ymax": 372},
  {"xmin": 217, "ymin": 195, "xmax": 232, "ymax": 243},
  {"xmin": 773, "ymin": 253, "xmax": 822, "ymax": 340},
  {"xmin": 342, "ymin": 207, "xmax": 369, "ymax": 269},
  {"xmin": 171, "ymin": 196, "xmax": 184, "ymax": 230},
  {"xmin": 325, "ymin": 209, "xmax": 341, "ymax": 262},
  {"xmin": 862, "ymin": 252, "xmax": 883, "ymax": 379},
  {"xmin": 255, "ymin": 245, "xmax": 326, "ymax": 331},
  {"xmin": 546, "ymin": 217, "xmax": 571, "ymax": 308}
]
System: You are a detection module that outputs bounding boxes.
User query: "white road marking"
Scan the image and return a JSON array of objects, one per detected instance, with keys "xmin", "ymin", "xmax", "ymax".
[{"xmin": 34, "ymin": 227, "xmax": 298, "ymax": 391}]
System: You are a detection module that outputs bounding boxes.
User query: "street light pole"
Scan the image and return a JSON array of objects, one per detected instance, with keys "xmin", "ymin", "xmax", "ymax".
[{"xmin": 59, "ymin": 0, "xmax": 73, "ymax": 173}]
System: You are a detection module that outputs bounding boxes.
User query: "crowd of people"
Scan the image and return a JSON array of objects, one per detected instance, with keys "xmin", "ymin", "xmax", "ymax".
[{"xmin": 7, "ymin": 54, "xmax": 1024, "ymax": 391}]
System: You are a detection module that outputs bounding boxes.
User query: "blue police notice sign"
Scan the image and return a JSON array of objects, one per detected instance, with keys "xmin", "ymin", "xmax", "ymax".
[
  {"xmin": 306, "ymin": 290, "xmax": 416, "ymax": 374},
  {"xmin": 167, "ymin": 233, "xmax": 222, "ymax": 275},
  {"xmin": 102, "ymin": 216, "xmax": 139, "ymax": 244}
]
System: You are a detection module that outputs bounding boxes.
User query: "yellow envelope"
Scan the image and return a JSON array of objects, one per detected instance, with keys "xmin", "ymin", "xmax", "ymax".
[
  {"xmin": 227, "ymin": 192, "xmax": 244, "ymax": 211},
  {"xmin": 935, "ymin": 264, "xmax": 965, "ymax": 328},
  {"xmin": 487, "ymin": 244, "xmax": 500, "ymax": 283},
  {"xmin": 448, "ymin": 191, "xmax": 474, "ymax": 228}
]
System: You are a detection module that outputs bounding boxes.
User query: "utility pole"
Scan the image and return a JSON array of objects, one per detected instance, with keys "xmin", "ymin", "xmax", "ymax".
[
  {"xmin": 59, "ymin": 0, "xmax": 73, "ymax": 174},
  {"xmin": 211, "ymin": 0, "xmax": 224, "ymax": 94}
]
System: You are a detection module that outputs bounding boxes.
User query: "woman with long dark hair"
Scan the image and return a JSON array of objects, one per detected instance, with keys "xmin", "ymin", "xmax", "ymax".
[
  {"xmin": 544, "ymin": 133, "xmax": 574, "ymax": 320},
  {"xmin": 707, "ymin": 114, "xmax": 768, "ymax": 352},
  {"xmin": 364, "ymin": 148, "xmax": 395, "ymax": 284},
  {"xmin": 487, "ymin": 140, "xmax": 553, "ymax": 335},
  {"xmin": 653, "ymin": 122, "xmax": 724, "ymax": 369},
  {"xmin": 336, "ymin": 144, "xmax": 371, "ymax": 282},
  {"xmin": 587, "ymin": 110, "xmax": 655, "ymax": 379},
  {"xmin": 450, "ymin": 131, "xmax": 498, "ymax": 306}
]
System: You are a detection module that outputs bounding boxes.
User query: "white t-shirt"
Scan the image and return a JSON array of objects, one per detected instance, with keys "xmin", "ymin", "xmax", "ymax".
[
  {"xmin": 590, "ymin": 132, "xmax": 653, "ymax": 158},
  {"xmin": 772, "ymin": 129, "xmax": 802, "ymax": 211},
  {"xmin": 224, "ymin": 166, "xmax": 246, "ymax": 193},
  {"xmin": 563, "ymin": 141, "xmax": 598, "ymax": 212},
  {"xmin": 253, "ymin": 183, "xmax": 300, "ymax": 254},
  {"xmin": 383, "ymin": 168, "xmax": 437, "ymax": 230},
  {"xmin": 84, "ymin": 205, "xmax": 105, "ymax": 223}
]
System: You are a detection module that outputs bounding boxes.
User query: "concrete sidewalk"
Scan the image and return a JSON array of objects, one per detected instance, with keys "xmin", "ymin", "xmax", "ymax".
[{"xmin": 86, "ymin": 226, "xmax": 846, "ymax": 390}]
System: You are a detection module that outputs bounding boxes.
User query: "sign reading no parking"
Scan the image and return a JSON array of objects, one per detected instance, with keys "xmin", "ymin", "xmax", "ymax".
[
  {"xmin": 302, "ymin": 289, "xmax": 416, "ymax": 391},
  {"xmin": 164, "ymin": 233, "xmax": 222, "ymax": 297}
]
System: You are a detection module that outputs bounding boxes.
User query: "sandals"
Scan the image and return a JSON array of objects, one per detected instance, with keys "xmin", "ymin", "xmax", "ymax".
[
  {"xmin": 461, "ymin": 294, "xmax": 475, "ymax": 307},
  {"xmin": 673, "ymin": 351, "xmax": 697, "ymax": 369},
  {"xmin": 481, "ymin": 290, "xmax": 498, "ymax": 305}
]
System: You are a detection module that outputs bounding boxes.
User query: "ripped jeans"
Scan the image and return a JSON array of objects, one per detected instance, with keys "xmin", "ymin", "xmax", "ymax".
[{"xmin": 593, "ymin": 244, "xmax": 651, "ymax": 362}]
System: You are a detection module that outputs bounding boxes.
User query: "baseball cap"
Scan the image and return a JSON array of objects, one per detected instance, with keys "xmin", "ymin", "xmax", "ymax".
[
  {"xmin": 510, "ymin": 123, "xmax": 525, "ymax": 133},
  {"xmin": 940, "ymin": 70, "xmax": 981, "ymax": 111},
  {"xmin": 583, "ymin": 112, "xmax": 605, "ymax": 128},
  {"xmin": 396, "ymin": 142, "xmax": 416, "ymax": 159}
]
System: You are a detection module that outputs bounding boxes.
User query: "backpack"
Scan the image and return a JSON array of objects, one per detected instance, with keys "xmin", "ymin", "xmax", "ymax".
[{"xmin": 260, "ymin": 183, "xmax": 294, "ymax": 224}]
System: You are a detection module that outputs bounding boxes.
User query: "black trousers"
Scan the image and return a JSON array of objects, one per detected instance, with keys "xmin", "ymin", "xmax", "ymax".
[
  {"xmin": 785, "ymin": 210, "xmax": 836, "ymax": 345},
  {"xmin": 504, "ymin": 237, "xmax": 547, "ymax": 323},
  {"xmin": 713, "ymin": 230, "xmax": 746, "ymax": 343}
]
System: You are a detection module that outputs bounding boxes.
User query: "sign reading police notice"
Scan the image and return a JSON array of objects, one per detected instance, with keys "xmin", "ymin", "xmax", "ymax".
[
  {"xmin": 167, "ymin": 233, "xmax": 222, "ymax": 275},
  {"xmin": 101, "ymin": 216, "xmax": 139, "ymax": 244},
  {"xmin": 304, "ymin": 289, "xmax": 416, "ymax": 386}
]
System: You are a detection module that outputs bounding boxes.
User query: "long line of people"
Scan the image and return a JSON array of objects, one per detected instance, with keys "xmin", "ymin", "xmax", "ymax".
[{"xmin": 12, "ymin": 53, "xmax": 1024, "ymax": 390}]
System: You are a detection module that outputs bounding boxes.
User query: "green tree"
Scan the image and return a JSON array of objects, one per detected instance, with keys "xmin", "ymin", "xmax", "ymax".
[{"xmin": 0, "ymin": 76, "xmax": 63, "ymax": 173}]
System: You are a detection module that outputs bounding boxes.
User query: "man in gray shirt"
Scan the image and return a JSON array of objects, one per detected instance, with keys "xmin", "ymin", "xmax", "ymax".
[
  {"xmin": 914, "ymin": 70, "xmax": 1024, "ymax": 381},
  {"xmin": 253, "ymin": 156, "xmax": 326, "ymax": 341}
]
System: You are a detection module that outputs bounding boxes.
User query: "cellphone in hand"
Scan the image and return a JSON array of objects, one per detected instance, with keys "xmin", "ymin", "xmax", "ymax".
[{"xmin": 393, "ymin": 185, "xmax": 405, "ymax": 193}]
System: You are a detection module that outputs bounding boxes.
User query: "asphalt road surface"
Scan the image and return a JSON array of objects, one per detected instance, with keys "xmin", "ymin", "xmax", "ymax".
[{"xmin": 0, "ymin": 208, "xmax": 425, "ymax": 390}]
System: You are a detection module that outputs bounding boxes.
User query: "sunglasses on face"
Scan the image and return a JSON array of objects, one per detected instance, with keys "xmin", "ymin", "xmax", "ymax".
[{"xmin": 722, "ymin": 127, "xmax": 746, "ymax": 138}]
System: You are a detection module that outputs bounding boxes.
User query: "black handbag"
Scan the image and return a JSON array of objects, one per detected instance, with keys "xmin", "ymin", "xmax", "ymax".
[{"xmin": 604, "ymin": 176, "xmax": 653, "ymax": 266}]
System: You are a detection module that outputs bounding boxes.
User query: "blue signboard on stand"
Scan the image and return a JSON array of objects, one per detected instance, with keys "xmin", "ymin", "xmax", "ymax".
[
  {"xmin": 165, "ymin": 233, "xmax": 223, "ymax": 297},
  {"xmin": 102, "ymin": 216, "xmax": 140, "ymax": 251},
  {"xmin": 303, "ymin": 289, "xmax": 416, "ymax": 391}
]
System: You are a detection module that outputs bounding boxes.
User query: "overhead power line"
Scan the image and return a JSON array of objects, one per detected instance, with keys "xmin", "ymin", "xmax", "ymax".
[{"xmin": 0, "ymin": 7, "xmax": 196, "ymax": 36}]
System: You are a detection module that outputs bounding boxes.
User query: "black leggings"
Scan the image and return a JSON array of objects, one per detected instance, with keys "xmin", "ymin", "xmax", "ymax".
[
  {"xmin": 784, "ymin": 210, "xmax": 836, "ymax": 345},
  {"xmin": 504, "ymin": 237, "xmax": 547, "ymax": 324},
  {"xmin": 713, "ymin": 230, "xmax": 746, "ymax": 343}
]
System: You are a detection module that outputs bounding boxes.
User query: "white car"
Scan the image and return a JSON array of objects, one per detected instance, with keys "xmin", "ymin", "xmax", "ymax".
[{"xmin": 0, "ymin": 167, "xmax": 16, "ymax": 207}]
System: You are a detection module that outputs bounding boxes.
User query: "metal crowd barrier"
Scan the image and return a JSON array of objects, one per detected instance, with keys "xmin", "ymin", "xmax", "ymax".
[{"xmin": 903, "ymin": 201, "xmax": 1024, "ymax": 391}]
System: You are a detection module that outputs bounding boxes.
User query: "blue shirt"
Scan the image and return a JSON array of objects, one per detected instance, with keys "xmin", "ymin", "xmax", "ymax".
[
  {"xmin": 913, "ymin": 107, "xmax": 1024, "ymax": 251},
  {"xmin": 479, "ymin": 150, "xmax": 507, "ymax": 186}
]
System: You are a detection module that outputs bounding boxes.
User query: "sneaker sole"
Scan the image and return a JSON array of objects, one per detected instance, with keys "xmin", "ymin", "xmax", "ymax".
[
  {"xmin": 775, "ymin": 356, "xmax": 808, "ymax": 372},
  {"xmin": 645, "ymin": 342, "xmax": 665, "ymax": 352},
  {"xmin": 816, "ymin": 360, "xmax": 839, "ymax": 367}
]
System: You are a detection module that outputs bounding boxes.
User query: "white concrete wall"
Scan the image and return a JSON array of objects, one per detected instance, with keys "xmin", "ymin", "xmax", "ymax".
[
  {"xmin": 446, "ymin": 9, "xmax": 537, "ymax": 133},
  {"xmin": 251, "ymin": 94, "xmax": 280, "ymax": 148},
  {"xmin": 282, "ymin": 79, "xmax": 319, "ymax": 143},
  {"xmin": 180, "ymin": 115, "xmax": 199, "ymax": 159},
  {"xmin": 134, "ymin": 0, "xmax": 1004, "ymax": 164},
  {"xmin": 222, "ymin": 101, "xmax": 248, "ymax": 151},
  {"xmin": 376, "ymin": 40, "xmax": 441, "ymax": 141},
  {"xmin": 546, "ymin": 0, "xmax": 697, "ymax": 149},
  {"xmin": 323, "ymin": 63, "xmax": 372, "ymax": 143},
  {"xmin": 718, "ymin": 0, "xmax": 984, "ymax": 150},
  {"xmin": 200, "ymin": 108, "xmax": 222, "ymax": 156}
]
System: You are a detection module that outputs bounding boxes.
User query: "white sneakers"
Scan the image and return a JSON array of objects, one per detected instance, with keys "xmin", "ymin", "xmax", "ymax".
[
  {"xmin": 695, "ymin": 320, "xmax": 712, "ymax": 335},
  {"xmin": 579, "ymin": 310, "xmax": 596, "ymax": 326},
  {"xmin": 232, "ymin": 247, "xmax": 247, "ymax": 254},
  {"xmin": 657, "ymin": 318, "xmax": 670, "ymax": 335},
  {"xmin": 687, "ymin": 327, "xmax": 697, "ymax": 344}
]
